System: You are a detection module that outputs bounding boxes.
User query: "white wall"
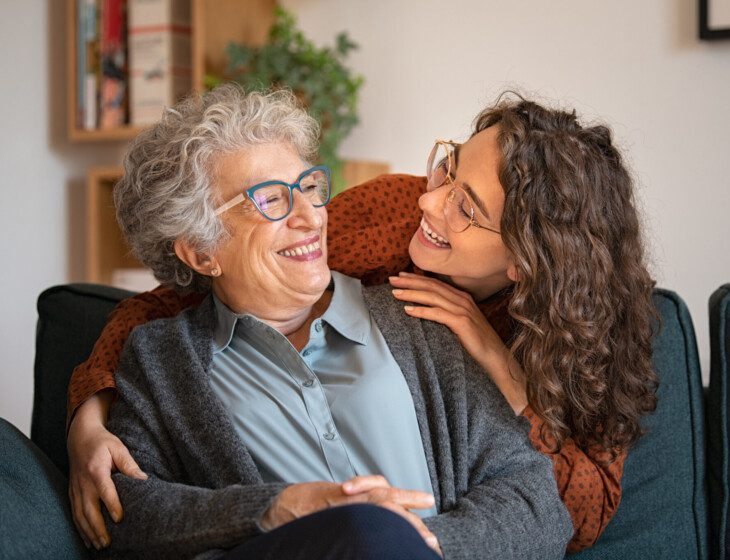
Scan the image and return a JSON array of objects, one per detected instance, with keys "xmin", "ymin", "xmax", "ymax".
[
  {"xmin": 0, "ymin": 1, "xmax": 123, "ymax": 435},
  {"xmin": 0, "ymin": 0, "xmax": 728, "ymax": 435}
]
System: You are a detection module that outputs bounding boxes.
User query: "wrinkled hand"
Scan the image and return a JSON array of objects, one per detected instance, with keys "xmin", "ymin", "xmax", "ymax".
[
  {"xmin": 390, "ymin": 272, "xmax": 527, "ymax": 414},
  {"xmin": 67, "ymin": 393, "xmax": 147, "ymax": 550},
  {"xmin": 262, "ymin": 475, "xmax": 440, "ymax": 555}
]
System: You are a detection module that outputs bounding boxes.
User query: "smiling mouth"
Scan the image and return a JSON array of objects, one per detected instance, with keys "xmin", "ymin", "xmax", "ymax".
[
  {"xmin": 277, "ymin": 240, "xmax": 322, "ymax": 257},
  {"xmin": 419, "ymin": 219, "xmax": 451, "ymax": 248}
]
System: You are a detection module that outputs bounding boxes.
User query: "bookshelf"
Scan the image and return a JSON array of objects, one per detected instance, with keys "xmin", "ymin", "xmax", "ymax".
[{"xmin": 67, "ymin": 0, "xmax": 275, "ymax": 142}]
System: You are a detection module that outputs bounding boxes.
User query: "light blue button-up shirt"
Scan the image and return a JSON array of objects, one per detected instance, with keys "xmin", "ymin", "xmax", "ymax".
[{"xmin": 209, "ymin": 271, "xmax": 436, "ymax": 517}]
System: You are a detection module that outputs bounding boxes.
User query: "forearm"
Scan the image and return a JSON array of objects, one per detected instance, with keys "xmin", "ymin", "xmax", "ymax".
[
  {"xmin": 424, "ymin": 464, "xmax": 572, "ymax": 560},
  {"xmin": 102, "ymin": 474, "xmax": 287, "ymax": 559}
]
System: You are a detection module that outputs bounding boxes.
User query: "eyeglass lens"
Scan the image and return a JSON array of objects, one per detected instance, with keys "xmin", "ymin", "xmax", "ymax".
[
  {"xmin": 427, "ymin": 143, "xmax": 454, "ymax": 191},
  {"xmin": 252, "ymin": 169, "xmax": 330, "ymax": 220},
  {"xmin": 444, "ymin": 187, "xmax": 474, "ymax": 233}
]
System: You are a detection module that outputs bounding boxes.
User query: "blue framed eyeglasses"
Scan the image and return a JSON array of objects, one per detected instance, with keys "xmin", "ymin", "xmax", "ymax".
[{"xmin": 215, "ymin": 165, "xmax": 332, "ymax": 221}]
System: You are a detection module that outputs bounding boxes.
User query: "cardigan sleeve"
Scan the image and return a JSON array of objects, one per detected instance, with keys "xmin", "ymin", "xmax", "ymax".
[
  {"xmin": 100, "ymin": 328, "xmax": 287, "ymax": 560},
  {"xmin": 522, "ymin": 406, "xmax": 626, "ymax": 553},
  {"xmin": 66, "ymin": 174, "xmax": 427, "ymax": 422},
  {"xmin": 423, "ymin": 357, "xmax": 574, "ymax": 560}
]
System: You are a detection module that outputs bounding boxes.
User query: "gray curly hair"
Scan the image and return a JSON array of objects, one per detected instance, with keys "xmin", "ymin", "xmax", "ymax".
[{"xmin": 114, "ymin": 84, "xmax": 320, "ymax": 293}]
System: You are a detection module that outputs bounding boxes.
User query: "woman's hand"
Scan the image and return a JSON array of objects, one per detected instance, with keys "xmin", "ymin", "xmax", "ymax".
[
  {"xmin": 67, "ymin": 391, "xmax": 147, "ymax": 550},
  {"xmin": 261, "ymin": 476, "xmax": 440, "ymax": 555},
  {"xmin": 390, "ymin": 272, "xmax": 528, "ymax": 414}
]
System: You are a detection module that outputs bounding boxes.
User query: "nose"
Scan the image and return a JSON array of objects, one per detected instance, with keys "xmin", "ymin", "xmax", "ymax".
[
  {"xmin": 418, "ymin": 185, "xmax": 447, "ymax": 217},
  {"xmin": 287, "ymin": 189, "xmax": 324, "ymax": 229}
]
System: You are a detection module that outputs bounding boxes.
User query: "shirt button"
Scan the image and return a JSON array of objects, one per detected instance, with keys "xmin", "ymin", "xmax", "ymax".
[
  {"xmin": 323, "ymin": 432, "xmax": 336, "ymax": 440},
  {"xmin": 302, "ymin": 348, "xmax": 312, "ymax": 357},
  {"xmin": 302, "ymin": 378, "xmax": 315, "ymax": 387},
  {"xmin": 314, "ymin": 321, "xmax": 323, "ymax": 333}
]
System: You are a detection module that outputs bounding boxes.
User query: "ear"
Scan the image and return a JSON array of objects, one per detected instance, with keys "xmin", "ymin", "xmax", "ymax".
[
  {"xmin": 506, "ymin": 258, "xmax": 520, "ymax": 283},
  {"xmin": 173, "ymin": 239, "xmax": 220, "ymax": 277}
]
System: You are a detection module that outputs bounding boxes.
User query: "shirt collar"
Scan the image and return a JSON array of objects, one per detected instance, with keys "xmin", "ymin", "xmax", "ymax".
[
  {"xmin": 320, "ymin": 271, "xmax": 370, "ymax": 346},
  {"xmin": 211, "ymin": 270, "xmax": 370, "ymax": 354}
]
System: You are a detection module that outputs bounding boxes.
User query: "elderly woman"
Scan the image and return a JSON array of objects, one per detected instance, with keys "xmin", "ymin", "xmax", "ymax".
[{"xmin": 83, "ymin": 84, "xmax": 570, "ymax": 560}]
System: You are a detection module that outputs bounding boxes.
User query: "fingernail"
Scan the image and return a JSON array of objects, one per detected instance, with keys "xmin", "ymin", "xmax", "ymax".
[
  {"xmin": 112, "ymin": 511, "xmax": 121, "ymax": 523},
  {"xmin": 389, "ymin": 276, "xmax": 399, "ymax": 282},
  {"xmin": 427, "ymin": 536, "xmax": 438, "ymax": 547},
  {"xmin": 392, "ymin": 289, "xmax": 403, "ymax": 295},
  {"xmin": 342, "ymin": 482, "xmax": 352, "ymax": 491},
  {"xmin": 404, "ymin": 306, "xmax": 415, "ymax": 312}
]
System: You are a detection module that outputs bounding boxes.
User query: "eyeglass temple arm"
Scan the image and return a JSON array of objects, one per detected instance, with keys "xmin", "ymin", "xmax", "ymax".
[{"xmin": 215, "ymin": 193, "xmax": 246, "ymax": 216}]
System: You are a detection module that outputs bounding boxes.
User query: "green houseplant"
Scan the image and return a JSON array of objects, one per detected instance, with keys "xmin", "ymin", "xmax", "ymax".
[{"xmin": 212, "ymin": 7, "xmax": 364, "ymax": 193}]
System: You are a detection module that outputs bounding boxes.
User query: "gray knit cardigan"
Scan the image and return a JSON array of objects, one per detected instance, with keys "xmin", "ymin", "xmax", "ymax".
[{"xmin": 101, "ymin": 284, "xmax": 572, "ymax": 560}]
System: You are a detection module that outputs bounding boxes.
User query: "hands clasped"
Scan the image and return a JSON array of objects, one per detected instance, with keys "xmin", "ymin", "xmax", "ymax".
[{"xmin": 261, "ymin": 475, "xmax": 441, "ymax": 555}]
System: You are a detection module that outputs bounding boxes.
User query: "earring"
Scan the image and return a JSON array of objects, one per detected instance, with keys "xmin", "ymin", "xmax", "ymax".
[{"xmin": 210, "ymin": 267, "xmax": 220, "ymax": 277}]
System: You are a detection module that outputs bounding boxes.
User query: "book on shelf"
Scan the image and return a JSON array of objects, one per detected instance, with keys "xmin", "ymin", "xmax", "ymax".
[
  {"xmin": 82, "ymin": 0, "xmax": 100, "ymax": 130},
  {"xmin": 128, "ymin": 0, "xmax": 192, "ymax": 126},
  {"xmin": 99, "ymin": 0, "xmax": 128, "ymax": 128}
]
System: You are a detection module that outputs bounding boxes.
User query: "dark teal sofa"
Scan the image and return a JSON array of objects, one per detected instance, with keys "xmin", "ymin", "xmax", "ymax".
[{"xmin": 0, "ymin": 283, "xmax": 721, "ymax": 559}]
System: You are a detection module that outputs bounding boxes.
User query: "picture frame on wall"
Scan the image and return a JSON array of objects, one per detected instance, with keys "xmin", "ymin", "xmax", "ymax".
[{"xmin": 700, "ymin": 0, "xmax": 730, "ymax": 39}]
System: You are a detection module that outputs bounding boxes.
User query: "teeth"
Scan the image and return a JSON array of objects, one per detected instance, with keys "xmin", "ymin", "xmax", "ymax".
[
  {"xmin": 421, "ymin": 220, "xmax": 450, "ymax": 246},
  {"xmin": 278, "ymin": 240, "xmax": 321, "ymax": 257}
]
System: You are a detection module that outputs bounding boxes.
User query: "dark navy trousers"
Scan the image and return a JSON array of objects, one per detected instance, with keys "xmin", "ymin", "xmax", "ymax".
[{"xmin": 224, "ymin": 504, "xmax": 441, "ymax": 560}]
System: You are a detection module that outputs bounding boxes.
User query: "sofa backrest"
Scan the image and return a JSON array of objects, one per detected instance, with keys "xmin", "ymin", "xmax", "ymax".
[
  {"xmin": 32, "ymin": 284, "xmax": 134, "ymax": 476},
  {"xmin": 570, "ymin": 289, "xmax": 708, "ymax": 559},
  {"xmin": 708, "ymin": 284, "xmax": 730, "ymax": 560}
]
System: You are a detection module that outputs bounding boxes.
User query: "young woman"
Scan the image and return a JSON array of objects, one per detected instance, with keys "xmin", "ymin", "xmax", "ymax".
[{"xmin": 66, "ymin": 93, "xmax": 657, "ymax": 554}]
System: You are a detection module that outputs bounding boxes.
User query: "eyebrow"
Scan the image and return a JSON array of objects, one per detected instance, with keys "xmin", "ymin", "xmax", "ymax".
[{"xmin": 461, "ymin": 182, "xmax": 492, "ymax": 221}]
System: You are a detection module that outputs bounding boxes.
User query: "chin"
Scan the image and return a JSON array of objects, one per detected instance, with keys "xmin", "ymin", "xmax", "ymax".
[{"xmin": 408, "ymin": 235, "xmax": 439, "ymax": 275}]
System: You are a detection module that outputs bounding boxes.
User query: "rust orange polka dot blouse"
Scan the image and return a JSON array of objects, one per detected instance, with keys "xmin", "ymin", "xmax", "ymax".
[{"xmin": 67, "ymin": 173, "xmax": 625, "ymax": 553}]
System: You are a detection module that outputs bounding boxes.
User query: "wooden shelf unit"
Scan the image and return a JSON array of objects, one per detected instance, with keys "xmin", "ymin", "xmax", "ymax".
[
  {"xmin": 85, "ymin": 166, "xmax": 139, "ymax": 284},
  {"xmin": 66, "ymin": 0, "xmax": 276, "ymax": 142}
]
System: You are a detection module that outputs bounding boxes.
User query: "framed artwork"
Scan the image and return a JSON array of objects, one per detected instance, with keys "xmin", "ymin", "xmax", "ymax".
[{"xmin": 700, "ymin": 0, "xmax": 730, "ymax": 39}]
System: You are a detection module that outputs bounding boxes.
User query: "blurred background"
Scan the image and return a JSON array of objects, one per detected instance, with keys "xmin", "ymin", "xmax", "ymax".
[{"xmin": 1, "ymin": 0, "xmax": 729, "ymax": 435}]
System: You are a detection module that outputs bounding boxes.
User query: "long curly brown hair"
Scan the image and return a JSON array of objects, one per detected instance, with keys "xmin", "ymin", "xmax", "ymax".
[{"xmin": 474, "ymin": 95, "xmax": 658, "ymax": 458}]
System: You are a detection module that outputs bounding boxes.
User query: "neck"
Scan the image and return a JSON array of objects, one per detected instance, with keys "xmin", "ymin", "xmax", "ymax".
[
  {"xmin": 211, "ymin": 284, "xmax": 328, "ymax": 335},
  {"xmin": 441, "ymin": 273, "xmax": 513, "ymax": 303}
]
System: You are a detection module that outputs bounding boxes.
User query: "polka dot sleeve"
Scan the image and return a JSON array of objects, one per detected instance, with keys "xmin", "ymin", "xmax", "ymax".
[
  {"xmin": 66, "ymin": 287, "xmax": 205, "ymax": 424},
  {"xmin": 522, "ymin": 405, "xmax": 626, "ymax": 553}
]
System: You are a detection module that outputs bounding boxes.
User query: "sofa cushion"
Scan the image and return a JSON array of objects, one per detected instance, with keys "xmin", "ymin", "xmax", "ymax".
[
  {"xmin": 708, "ymin": 284, "xmax": 730, "ymax": 559},
  {"xmin": 569, "ymin": 289, "xmax": 708, "ymax": 559},
  {"xmin": 32, "ymin": 284, "xmax": 134, "ymax": 476},
  {"xmin": 0, "ymin": 417, "xmax": 88, "ymax": 559}
]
